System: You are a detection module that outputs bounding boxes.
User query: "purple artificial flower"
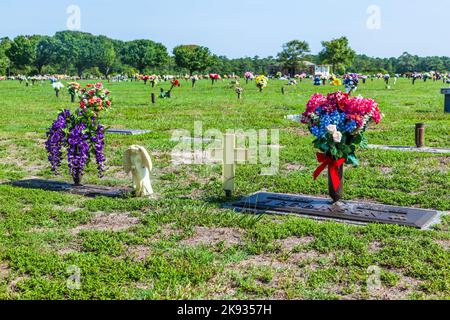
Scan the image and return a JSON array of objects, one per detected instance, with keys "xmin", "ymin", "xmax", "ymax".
[
  {"xmin": 91, "ymin": 124, "xmax": 106, "ymax": 178},
  {"xmin": 67, "ymin": 123, "xmax": 90, "ymax": 181},
  {"xmin": 45, "ymin": 110, "xmax": 70, "ymax": 174}
]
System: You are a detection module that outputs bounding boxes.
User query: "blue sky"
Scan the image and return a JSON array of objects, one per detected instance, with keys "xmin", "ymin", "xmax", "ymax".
[{"xmin": 0, "ymin": 0, "xmax": 448, "ymax": 58}]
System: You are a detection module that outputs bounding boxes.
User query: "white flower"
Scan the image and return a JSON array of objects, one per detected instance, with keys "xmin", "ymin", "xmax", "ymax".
[
  {"xmin": 326, "ymin": 125, "xmax": 337, "ymax": 134},
  {"xmin": 52, "ymin": 82, "xmax": 64, "ymax": 90},
  {"xmin": 332, "ymin": 131, "xmax": 343, "ymax": 143}
]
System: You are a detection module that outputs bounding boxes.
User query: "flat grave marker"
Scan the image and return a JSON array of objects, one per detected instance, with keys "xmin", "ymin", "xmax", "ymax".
[
  {"xmin": 107, "ymin": 129, "xmax": 151, "ymax": 136},
  {"xmin": 229, "ymin": 192, "xmax": 439, "ymax": 229},
  {"xmin": 9, "ymin": 179, "xmax": 132, "ymax": 198}
]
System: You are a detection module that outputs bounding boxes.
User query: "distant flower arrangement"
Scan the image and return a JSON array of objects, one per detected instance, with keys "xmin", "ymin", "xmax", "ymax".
[
  {"xmin": 67, "ymin": 82, "xmax": 81, "ymax": 96},
  {"xmin": 255, "ymin": 75, "xmax": 268, "ymax": 91},
  {"xmin": 343, "ymin": 74, "xmax": 359, "ymax": 94},
  {"xmin": 244, "ymin": 72, "xmax": 254, "ymax": 80}
]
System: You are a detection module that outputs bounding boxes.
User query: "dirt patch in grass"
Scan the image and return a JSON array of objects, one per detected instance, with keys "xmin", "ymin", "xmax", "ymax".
[
  {"xmin": 435, "ymin": 239, "xmax": 450, "ymax": 250},
  {"xmin": 125, "ymin": 245, "xmax": 152, "ymax": 261},
  {"xmin": 285, "ymin": 127, "xmax": 310, "ymax": 137},
  {"xmin": 368, "ymin": 241, "xmax": 383, "ymax": 253},
  {"xmin": 282, "ymin": 163, "xmax": 307, "ymax": 173},
  {"xmin": 180, "ymin": 226, "xmax": 244, "ymax": 248},
  {"xmin": 0, "ymin": 263, "xmax": 11, "ymax": 280},
  {"xmin": 70, "ymin": 212, "xmax": 140, "ymax": 234},
  {"xmin": 277, "ymin": 236, "xmax": 314, "ymax": 251}
]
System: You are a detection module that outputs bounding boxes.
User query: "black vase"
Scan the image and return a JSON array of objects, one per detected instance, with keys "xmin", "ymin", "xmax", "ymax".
[
  {"xmin": 328, "ymin": 164, "xmax": 344, "ymax": 203},
  {"xmin": 73, "ymin": 175, "xmax": 82, "ymax": 187}
]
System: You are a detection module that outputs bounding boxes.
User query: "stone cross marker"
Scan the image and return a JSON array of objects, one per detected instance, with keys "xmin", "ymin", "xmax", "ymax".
[
  {"xmin": 441, "ymin": 88, "xmax": 450, "ymax": 113},
  {"xmin": 209, "ymin": 133, "xmax": 252, "ymax": 197}
]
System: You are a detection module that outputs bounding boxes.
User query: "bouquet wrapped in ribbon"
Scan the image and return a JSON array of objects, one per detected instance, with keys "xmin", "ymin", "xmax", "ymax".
[{"xmin": 301, "ymin": 91, "xmax": 382, "ymax": 202}]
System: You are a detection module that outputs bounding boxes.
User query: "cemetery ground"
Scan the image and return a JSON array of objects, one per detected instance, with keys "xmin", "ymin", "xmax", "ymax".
[{"xmin": 0, "ymin": 78, "xmax": 448, "ymax": 300}]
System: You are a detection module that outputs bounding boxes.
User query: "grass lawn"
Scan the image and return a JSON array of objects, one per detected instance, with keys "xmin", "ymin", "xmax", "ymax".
[{"xmin": 0, "ymin": 78, "xmax": 449, "ymax": 300}]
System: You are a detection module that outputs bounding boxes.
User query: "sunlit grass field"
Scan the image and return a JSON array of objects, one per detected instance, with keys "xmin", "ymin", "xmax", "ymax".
[{"xmin": 0, "ymin": 78, "xmax": 448, "ymax": 300}]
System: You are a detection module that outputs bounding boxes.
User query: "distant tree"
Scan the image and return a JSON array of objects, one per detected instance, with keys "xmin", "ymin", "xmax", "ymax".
[
  {"xmin": 121, "ymin": 40, "xmax": 169, "ymax": 73},
  {"xmin": 277, "ymin": 40, "xmax": 310, "ymax": 75},
  {"xmin": 6, "ymin": 35, "xmax": 38, "ymax": 72},
  {"xmin": 92, "ymin": 36, "xmax": 116, "ymax": 78},
  {"xmin": 396, "ymin": 52, "xmax": 419, "ymax": 73},
  {"xmin": 0, "ymin": 37, "xmax": 12, "ymax": 75},
  {"xmin": 173, "ymin": 45, "xmax": 212, "ymax": 75},
  {"xmin": 35, "ymin": 36, "xmax": 58, "ymax": 74},
  {"xmin": 53, "ymin": 31, "xmax": 95, "ymax": 75},
  {"xmin": 318, "ymin": 37, "xmax": 355, "ymax": 73}
]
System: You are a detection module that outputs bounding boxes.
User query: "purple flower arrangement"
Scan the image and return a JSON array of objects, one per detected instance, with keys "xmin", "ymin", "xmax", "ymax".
[{"xmin": 45, "ymin": 83, "xmax": 110, "ymax": 185}]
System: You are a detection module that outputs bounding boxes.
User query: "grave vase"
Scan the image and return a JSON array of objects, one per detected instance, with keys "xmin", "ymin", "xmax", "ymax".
[
  {"xmin": 327, "ymin": 163, "xmax": 344, "ymax": 203},
  {"xmin": 73, "ymin": 175, "xmax": 82, "ymax": 187}
]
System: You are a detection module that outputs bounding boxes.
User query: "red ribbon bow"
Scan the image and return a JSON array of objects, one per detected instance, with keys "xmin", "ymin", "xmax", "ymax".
[{"xmin": 313, "ymin": 153, "xmax": 345, "ymax": 192}]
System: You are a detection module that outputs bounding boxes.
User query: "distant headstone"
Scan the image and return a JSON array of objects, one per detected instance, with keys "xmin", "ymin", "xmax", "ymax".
[
  {"xmin": 107, "ymin": 129, "xmax": 151, "ymax": 136},
  {"xmin": 440, "ymin": 88, "xmax": 450, "ymax": 113}
]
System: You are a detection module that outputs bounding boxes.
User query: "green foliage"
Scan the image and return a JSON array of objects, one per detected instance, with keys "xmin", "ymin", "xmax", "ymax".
[
  {"xmin": 318, "ymin": 37, "xmax": 356, "ymax": 73},
  {"xmin": 173, "ymin": 45, "xmax": 212, "ymax": 75},
  {"xmin": 121, "ymin": 39, "xmax": 169, "ymax": 73},
  {"xmin": 277, "ymin": 40, "xmax": 311, "ymax": 74}
]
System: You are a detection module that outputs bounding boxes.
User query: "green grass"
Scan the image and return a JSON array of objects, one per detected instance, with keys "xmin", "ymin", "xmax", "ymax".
[{"xmin": 0, "ymin": 78, "xmax": 448, "ymax": 300}]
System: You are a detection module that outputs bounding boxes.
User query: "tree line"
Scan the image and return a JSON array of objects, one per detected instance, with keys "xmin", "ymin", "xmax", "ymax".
[{"xmin": 0, "ymin": 31, "xmax": 449, "ymax": 77}]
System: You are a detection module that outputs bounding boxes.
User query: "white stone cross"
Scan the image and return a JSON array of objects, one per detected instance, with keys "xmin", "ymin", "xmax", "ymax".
[{"xmin": 209, "ymin": 133, "xmax": 253, "ymax": 197}]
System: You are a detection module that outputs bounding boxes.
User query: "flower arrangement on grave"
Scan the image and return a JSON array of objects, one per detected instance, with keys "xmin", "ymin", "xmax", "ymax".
[
  {"xmin": 235, "ymin": 86, "xmax": 243, "ymax": 99},
  {"xmin": 210, "ymin": 73, "xmax": 220, "ymax": 85},
  {"xmin": 191, "ymin": 75, "xmax": 199, "ymax": 87},
  {"xmin": 343, "ymin": 74, "xmax": 359, "ymax": 94},
  {"xmin": 330, "ymin": 75, "xmax": 342, "ymax": 86},
  {"xmin": 313, "ymin": 74, "xmax": 322, "ymax": 86},
  {"xmin": 149, "ymin": 74, "xmax": 158, "ymax": 87},
  {"xmin": 244, "ymin": 72, "xmax": 254, "ymax": 84},
  {"xmin": 45, "ymin": 82, "xmax": 111, "ymax": 186},
  {"xmin": 301, "ymin": 91, "xmax": 382, "ymax": 202},
  {"xmin": 255, "ymin": 75, "xmax": 268, "ymax": 92},
  {"xmin": 52, "ymin": 81, "xmax": 65, "ymax": 97},
  {"xmin": 141, "ymin": 75, "xmax": 150, "ymax": 85},
  {"xmin": 287, "ymin": 79, "xmax": 297, "ymax": 86},
  {"xmin": 67, "ymin": 82, "xmax": 81, "ymax": 102}
]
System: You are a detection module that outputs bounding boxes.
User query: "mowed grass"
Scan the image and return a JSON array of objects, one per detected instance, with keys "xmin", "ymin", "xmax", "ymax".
[{"xmin": 0, "ymin": 78, "xmax": 448, "ymax": 300}]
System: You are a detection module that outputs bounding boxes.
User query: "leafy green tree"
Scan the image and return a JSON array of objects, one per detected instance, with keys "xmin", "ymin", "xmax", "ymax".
[
  {"xmin": 173, "ymin": 45, "xmax": 212, "ymax": 75},
  {"xmin": 277, "ymin": 40, "xmax": 310, "ymax": 75},
  {"xmin": 318, "ymin": 37, "xmax": 356, "ymax": 73},
  {"xmin": 6, "ymin": 35, "xmax": 38, "ymax": 72},
  {"xmin": 121, "ymin": 40, "xmax": 169, "ymax": 73},
  {"xmin": 35, "ymin": 36, "xmax": 58, "ymax": 74},
  {"xmin": 0, "ymin": 37, "xmax": 12, "ymax": 75},
  {"xmin": 92, "ymin": 36, "xmax": 116, "ymax": 77},
  {"xmin": 396, "ymin": 52, "xmax": 419, "ymax": 73}
]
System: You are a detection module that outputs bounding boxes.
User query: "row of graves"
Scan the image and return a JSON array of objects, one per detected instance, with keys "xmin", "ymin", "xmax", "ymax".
[{"xmin": 9, "ymin": 81, "xmax": 449, "ymax": 231}]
